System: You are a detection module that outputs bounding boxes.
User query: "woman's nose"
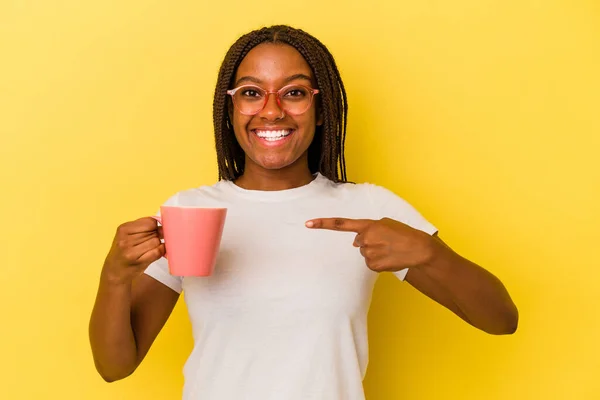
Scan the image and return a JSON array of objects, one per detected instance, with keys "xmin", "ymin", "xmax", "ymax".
[{"xmin": 258, "ymin": 93, "xmax": 284, "ymax": 120}]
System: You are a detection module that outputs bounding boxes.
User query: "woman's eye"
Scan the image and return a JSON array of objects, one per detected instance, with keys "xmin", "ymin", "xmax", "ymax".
[
  {"xmin": 284, "ymin": 89, "xmax": 306, "ymax": 97},
  {"xmin": 242, "ymin": 90, "xmax": 260, "ymax": 97}
]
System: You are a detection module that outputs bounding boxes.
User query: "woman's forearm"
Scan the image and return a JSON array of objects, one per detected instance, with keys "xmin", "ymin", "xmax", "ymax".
[
  {"xmin": 419, "ymin": 240, "xmax": 519, "ymax": 335},
  {"xmin": 89, "ymin": 274, "xmax": 138, "ymax": 382}
]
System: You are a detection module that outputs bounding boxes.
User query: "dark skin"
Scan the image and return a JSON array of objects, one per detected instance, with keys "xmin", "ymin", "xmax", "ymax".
[
  {"xmin": 89, "ymin": 220, "xmax": 177, "ymax": 382},
  {"xmin": 229, "ymin": 43, "xmax": 322, "ymax": 191},
  {"xmin": 89, "ymin": 43, "xmax": 323, "ymax": 382},
  {"xmin": 305, "ymin": 218, "xmax": 518, "ymax": 334},
  {"xmin": 89, "ymin": 42, "xmax": 516, "ymax": 383}
]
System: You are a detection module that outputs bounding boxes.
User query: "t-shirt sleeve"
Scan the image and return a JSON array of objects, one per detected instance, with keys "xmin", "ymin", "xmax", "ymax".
[
  {"xmin": 367, "ymin": 184, "xmax": 438, "ymax": 281},
  {"xmin": 143, "ymin": 194, "xmax": 184, "ymax": 294}
]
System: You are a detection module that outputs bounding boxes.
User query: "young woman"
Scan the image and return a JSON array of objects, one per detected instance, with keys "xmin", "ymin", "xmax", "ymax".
[{"xmin": 89, "ymin": 25, "xmax": 518, "ymax": 400}]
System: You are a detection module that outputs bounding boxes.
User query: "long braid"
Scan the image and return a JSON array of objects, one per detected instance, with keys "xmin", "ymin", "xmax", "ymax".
[
  {"xmin": 213, "ymin": 25, "xmax": 349, "ymax": 182},
  {"xmin": 313, "ymin": 37, "xmax": 348, "ymax": 181},
  {"xmin": 297, "ymin": 31, "xmax": 348, "ymax": 182}
]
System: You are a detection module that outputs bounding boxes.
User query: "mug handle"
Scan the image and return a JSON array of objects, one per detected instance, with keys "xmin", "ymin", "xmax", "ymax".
[{"xmin": 150, "ymin": 216, "xmax": 168, "ymax": 259}]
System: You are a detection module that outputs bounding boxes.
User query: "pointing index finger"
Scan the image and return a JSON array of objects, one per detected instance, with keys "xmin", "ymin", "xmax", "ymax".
[{"xmin": 305, "ymin": 218, "xmax": 373, "ymax": 233}]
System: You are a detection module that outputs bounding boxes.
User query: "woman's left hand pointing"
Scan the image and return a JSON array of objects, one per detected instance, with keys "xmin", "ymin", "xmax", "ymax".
[{"xmin": 305, "ymin": 217, "xmax": 436, "ymax": 272}]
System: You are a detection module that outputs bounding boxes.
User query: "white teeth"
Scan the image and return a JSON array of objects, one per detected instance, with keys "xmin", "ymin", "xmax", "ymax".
[{"xmin": 255, "ymin": 129, "xmax": 292, "ymax": 139}]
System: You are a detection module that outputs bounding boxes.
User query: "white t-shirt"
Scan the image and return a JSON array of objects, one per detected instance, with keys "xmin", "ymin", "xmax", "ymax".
[{"xmin": 145, "ymin": 173, "xmax": 437, "ymax": 400}]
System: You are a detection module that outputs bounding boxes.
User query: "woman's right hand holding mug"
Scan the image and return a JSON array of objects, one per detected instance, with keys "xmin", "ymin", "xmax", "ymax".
[{"xmin": 102, "ymin": 217, "xmax": 165, "ymax": 285}]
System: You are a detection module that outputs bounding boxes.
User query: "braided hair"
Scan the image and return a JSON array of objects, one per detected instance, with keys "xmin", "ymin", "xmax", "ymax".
[{"xmin": 212, "ymin": 25, "xmax": 348, "ymax": 182}]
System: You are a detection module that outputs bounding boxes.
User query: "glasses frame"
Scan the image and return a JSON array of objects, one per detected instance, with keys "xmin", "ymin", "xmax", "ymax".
[{"xmin": 226, "ymin": 84, "xmax": 320, "ymax": 116}]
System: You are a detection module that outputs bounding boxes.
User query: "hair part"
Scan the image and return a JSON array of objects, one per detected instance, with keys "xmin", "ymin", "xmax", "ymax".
[{"xmin": 212, "ymin": 25, "xmax": 348, "ymax": 182}]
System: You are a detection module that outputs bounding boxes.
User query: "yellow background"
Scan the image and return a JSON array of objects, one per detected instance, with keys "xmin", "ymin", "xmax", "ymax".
[{"xmin": 1, "ymin": 0, "xmax": 599, "ymax": 399}]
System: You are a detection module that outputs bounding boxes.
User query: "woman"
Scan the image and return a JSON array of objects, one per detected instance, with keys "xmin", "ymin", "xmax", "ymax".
[{"xmin": 89, "ymin": 25, "xmax": 518, "ymax": 400}]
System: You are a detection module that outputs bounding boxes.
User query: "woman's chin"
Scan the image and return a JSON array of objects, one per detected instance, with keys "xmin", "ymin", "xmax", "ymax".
[
  {"xmin": 257, "ymin": 161, "xmax": 293, "ymax": 171},
  {"xmin": 253, "ymin": 154, "xmax": 296, "ymax": 171}
]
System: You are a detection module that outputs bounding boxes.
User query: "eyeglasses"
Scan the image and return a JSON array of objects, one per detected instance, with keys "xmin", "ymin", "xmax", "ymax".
[{"xmin": 226, "ymin": 84, "xmax": 320, "ymax": 116}]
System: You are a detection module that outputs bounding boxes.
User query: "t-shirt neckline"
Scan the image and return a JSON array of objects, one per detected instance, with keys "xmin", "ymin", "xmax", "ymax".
[{"xmin": 219, "ymin": 173, "xmax": 328, "ymax": 202}]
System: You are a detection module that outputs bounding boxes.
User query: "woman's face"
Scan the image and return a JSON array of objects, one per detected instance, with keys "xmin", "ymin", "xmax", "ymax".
[{"xmin": 229, "ymin": 43, "xmax": 321, "ymax": 174}]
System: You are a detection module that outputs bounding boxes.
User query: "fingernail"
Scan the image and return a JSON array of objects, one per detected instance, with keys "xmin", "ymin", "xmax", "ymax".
[{"xmin": 305, "ymin": 221, "xmax": 314, "ymax": 228}]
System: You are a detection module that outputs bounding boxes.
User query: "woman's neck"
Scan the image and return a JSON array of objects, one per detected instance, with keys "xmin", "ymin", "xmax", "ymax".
[{"xmin": 234, "ymin": 160, "xmax": 315, "ymax": 191}]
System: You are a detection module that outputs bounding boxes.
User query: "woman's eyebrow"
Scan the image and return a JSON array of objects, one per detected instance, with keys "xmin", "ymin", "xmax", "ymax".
[
  {"xmin": 283, "ymin": 73, "xmax": 313, "ymax": 84},
  {"xmin": 234, "ymin": 73, "xmax": 313, "ymax": 87},
  {"xmin": 234, "ymin": 76, "xmax": 262, "ymax": 86}
]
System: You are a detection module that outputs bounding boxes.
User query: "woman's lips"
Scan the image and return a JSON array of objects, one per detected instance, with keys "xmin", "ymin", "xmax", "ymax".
[{"xmin": 251, "ymin": 129, "xmax": 295, "ymax": 147}]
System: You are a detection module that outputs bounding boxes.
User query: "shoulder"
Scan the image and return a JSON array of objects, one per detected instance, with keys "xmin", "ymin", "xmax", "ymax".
[
  {"xmin": 312, "ymin": 176, "xmax": 369, "ymax": 203},
  {"xmin": 160, "ymin": 180, "xmax": 230, "ymax": 207},
  {"xmin": 322, "ymin": 177, "xmax": 404, "ymax": 206},
  {"xmin": 324, "ymin": 178, "xmax": 432, "ymax": 224},
  {"xmin": 343, "ymin": 180, "xmax": 437, "ymax": 234}
]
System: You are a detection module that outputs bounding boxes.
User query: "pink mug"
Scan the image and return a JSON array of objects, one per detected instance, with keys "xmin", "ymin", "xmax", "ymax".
[{"xmin": 152, "ymin": 206, "xmax": 227, "ymax": 277}]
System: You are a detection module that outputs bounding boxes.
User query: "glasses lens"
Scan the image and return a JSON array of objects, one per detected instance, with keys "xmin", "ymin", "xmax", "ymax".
[
  {"xmin": 279, "ymin": 85, "xmax": 312, "ymax": 115},
  {"xmin": 231, "ymin": 85, "xmax": 315, "ymax": 115},
  {"xmin": 233, "ymin": 86, "xmax": 266, "ymax": 114}
]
